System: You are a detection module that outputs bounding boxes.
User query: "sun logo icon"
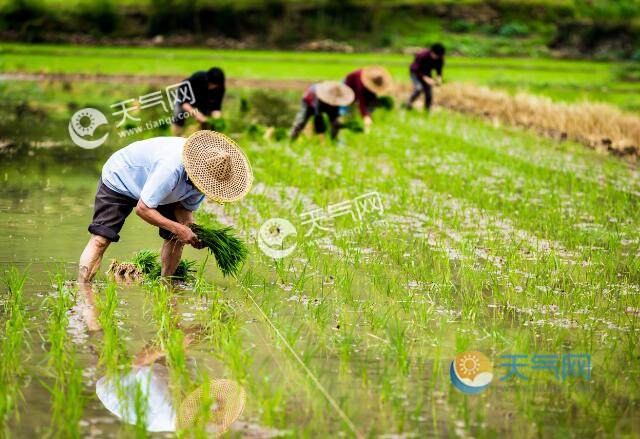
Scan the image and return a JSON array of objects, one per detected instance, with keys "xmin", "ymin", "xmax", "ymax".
[{"xmin": 450, "ymin": 351, "xmax": 493, "ymax": 394}]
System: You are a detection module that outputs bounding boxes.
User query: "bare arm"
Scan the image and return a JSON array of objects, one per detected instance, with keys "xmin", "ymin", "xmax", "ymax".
[
  {"xmin": 181, "ymin": 102, "xmax": 207, "ymax": 123},
  {"xmin": 421, "ymin": 75, "xmax": 437, "ymax": 86},
  {"xmin": 134, "ymin": 200, "xmax": 199, "ymax": 246}
]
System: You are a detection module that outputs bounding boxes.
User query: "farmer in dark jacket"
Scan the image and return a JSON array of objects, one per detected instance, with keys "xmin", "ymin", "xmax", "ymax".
[
  {"xmin": 172, "ymin": 67, "xmax": 226, "ymax": 134},
  {"xmin": 290, "ymin": 81, "xmax": 355, "ymax": 140},
  {"xmin": 344, "ymin": 66, "xmax": 393, "ymax": 133},
  {"xmin": 406, "ymin": 43, "xmax": 445, "ymax": 111}
]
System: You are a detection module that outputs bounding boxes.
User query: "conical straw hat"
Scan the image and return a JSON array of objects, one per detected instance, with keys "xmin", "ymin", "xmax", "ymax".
[
  {"xmin": 183, "ymin": 130, "xmax": 253, "ymax": 203},
  {"xmin": 176, "ymin": 379, "xmax": 246, "ymax": 434},
  {"xmin": 361, "ymin": 66, "xmax": 393, "ymax": 95},
  {"xmin": 315, "ymin": 81, "xmax": 355, "ymax": 107}
]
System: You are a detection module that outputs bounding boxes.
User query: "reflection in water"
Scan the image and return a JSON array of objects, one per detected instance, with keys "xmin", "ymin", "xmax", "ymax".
[
  {"xmin": 78, "ymin": 283, "xmax": 246, "ymax": 434},
  {"xmin": 96, "ymin": 364, "xmax": 246, "ymax": 434}
]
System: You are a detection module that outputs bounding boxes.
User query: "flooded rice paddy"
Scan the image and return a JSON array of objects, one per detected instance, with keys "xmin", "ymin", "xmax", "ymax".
[{"xmin": 1, "ymin": 79, "xmax": 639, "ymax": 437}]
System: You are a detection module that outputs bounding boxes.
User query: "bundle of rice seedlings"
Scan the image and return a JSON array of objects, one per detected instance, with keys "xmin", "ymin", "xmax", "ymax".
[
  {"xmin": 341, "ymin": 118, "xmax": 364, "ymax": 133},
  {"xmin": 189, "ymin": 224, "xmax": 248, "ymax": 277},
  {"xmin": 174, "ymin": 259, "xmax": 197, "ymax": 283},
  {"xmin": 131, "ymin": 250, "xmax": 161, "ymax": 279},
  {"xmin": 109, "ymin": 251, "xmax": 196, "ymax": 282},
  {"xmin": 377, "ymin": 95, "xmax": 395, "ymax": 111},
  {"xmin": 208, "ymin": 118, "xmax": 227, "ymax": 132}
]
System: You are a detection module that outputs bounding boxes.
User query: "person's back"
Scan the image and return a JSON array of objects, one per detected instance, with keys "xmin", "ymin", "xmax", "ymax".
[{"xmin": 101, "ymin": 137, "xmax": 189, "ymax": 205}]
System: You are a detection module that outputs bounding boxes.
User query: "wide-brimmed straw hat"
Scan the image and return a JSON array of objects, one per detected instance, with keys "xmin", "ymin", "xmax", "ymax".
[
  {"xmin": 361, "ymin": 66, "xmax": 393, "ymax": 96},
  {"xmin": 315, "ymin": 81, "xmax": 355, "ymax": 107},
  {"xmin": 176, "ymin": 379, "xmax": 246, "ymax": 434},
  {"xmin": 183, "ymin": 130, "xmax": 253, "ymax": 203}
]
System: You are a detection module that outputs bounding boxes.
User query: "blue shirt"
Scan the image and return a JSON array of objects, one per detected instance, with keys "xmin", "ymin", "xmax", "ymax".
[{"xmin": 101, "ymin": 137, "xmax": 205, "ymax": 211}]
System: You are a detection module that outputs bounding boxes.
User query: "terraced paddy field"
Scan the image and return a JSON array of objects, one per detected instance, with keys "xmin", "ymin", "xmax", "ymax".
[{"xmin": 0, "ymin": 49, "xmax": 639, "ymax": 437}]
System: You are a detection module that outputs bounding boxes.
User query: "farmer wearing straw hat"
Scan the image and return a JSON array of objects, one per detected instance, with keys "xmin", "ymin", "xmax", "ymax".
[
  {"xmin": 344, "ymin": 66, "xmax": 393, "ymax": 133},
  {"xmin": 290, "ymin": 81, "xmax": 355, "ymax": 140},
  {"xmin": 405, "ymin": 43, "xmax": 446, "ymax": 111},
  {"xmin": 172, "ymin": 67, "xmax": 226, "ymax": 135},
  {"xmin": 78, "ymin": 130, "xmax": 252, "ymax": 284}
]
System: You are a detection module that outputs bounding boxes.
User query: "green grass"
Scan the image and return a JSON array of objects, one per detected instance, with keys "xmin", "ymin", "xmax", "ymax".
[{"xmin": 1, "ymin": 44, "xmax": 639, "ymax": 111}]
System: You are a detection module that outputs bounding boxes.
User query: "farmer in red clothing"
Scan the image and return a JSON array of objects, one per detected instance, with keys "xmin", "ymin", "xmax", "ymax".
[
  {"xmin": 405, "ymin": 43, "xmax": 446, "ymax": 111},
  {"xmin": 290, "ymin": 81, "xmax": 355, "ymax": 141},
  {"xmin": 344, "ymin": 66, "xmax": 393, "ymax": 133}
]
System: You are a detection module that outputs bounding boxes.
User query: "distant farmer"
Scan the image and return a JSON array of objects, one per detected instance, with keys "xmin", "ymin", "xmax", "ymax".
[
  {"xmin": 290, "ymin": 81, "xmax": 355, "ymax": 141},
  {"xmin": 78, "ymin": 131, "xmax": 253, "ymax": 284},
  {"xmin": 406, "ymin": 43, "xmax": 446, "ymax": 111},
  {"xmin": 344, "ymin": 66, "xmax": 393, "ymax": 133},
  {"xmin": 172, "ymin": 67, "xmax": 226, "ymax": 135}
]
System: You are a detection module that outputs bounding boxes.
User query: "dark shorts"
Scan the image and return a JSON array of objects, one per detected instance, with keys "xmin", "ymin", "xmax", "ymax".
[{"xmin": 88, "ymin": 180, "xmax": 178, "ymax": 242}]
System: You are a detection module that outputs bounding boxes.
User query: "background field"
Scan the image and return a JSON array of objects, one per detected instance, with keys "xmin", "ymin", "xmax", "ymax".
[{"xmin": 2, "ymin": 43, "xmax": 640, "ymax": 112}]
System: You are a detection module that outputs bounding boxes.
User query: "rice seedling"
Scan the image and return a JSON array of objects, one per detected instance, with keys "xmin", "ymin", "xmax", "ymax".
[
  {"xmin": 0, "ymin": 267, "xmax": 29, "ymax": 432},
  {"xmin": 44, "ymin": 271, "xmax": 85, "ymax": 438},
  {"xmin": 95, "ymin": 282, "xmax": 129, "ymax": 375},
  {"xmin": 189, "ymin": 223, "xmax": 248, "ymax": 277}
]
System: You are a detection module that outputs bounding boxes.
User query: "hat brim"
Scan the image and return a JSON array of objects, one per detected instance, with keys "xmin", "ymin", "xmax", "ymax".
[
  {"xmin": 183, "ymin": 130, "xmax": 253, "ymax": 203},
  {"xmin": 176, "ymin": 379, "xmax": 246, "ymax": 432},
  {"xmin": 361, "ymin": 66, "xmax": 394, "ymax": 95},
  {"xmin": 315, "ymin": 81, "xmax": 355, "ymax": 107}
]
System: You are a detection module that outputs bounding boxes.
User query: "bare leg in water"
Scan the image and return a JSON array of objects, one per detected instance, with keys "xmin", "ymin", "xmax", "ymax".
[{"xmin": 78, "ymin": 234, "xmax": 111, "ymax": 331}]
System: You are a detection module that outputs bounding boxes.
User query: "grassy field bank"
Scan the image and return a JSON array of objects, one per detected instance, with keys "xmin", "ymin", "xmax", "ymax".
[
  {"xmin": 1, "ymin": 0, "xmax": 638, "ymax": 58},
  {"xmin": 2, "ymin": 43, "xmax": 639, "ymax": 112}
]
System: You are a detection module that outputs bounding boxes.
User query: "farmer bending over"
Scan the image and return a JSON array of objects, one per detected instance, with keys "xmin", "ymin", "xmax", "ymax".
[
  {"xmin": 290, "ymin": 81, "xmax": 354, "ymax": 141},
  {"xmin": 78, "ymin": 130, "xmax": 253, "ymax": 284},
  {"xmin": 344, "ymin": 66, "xmax": 393, "ymax": 133},
  {"xmin": 172, "ymin": 67, "xmax": 226, "ymax": 135},
  {"xmin": 405, "ymin": 43, "xmax": 445, "ymax": 111}
]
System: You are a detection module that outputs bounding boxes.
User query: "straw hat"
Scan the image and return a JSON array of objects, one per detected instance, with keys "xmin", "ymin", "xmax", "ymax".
[
  {"xmin": 315, "ymin": 81, "xmax": 355, "ymax": 107},
  {"xmin": 176, "ymin": 379, "xmax": 246, "ymax": 434},
  {"xmin": 361, "ymin": 66, "xmax": 393, "ymax": 96},
  {"xmin": 183, "ymin": 130, "xmax": 253, "ymax": 203}
]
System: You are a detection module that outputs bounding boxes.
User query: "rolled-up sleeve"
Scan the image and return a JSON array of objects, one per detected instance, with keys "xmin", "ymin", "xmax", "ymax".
[{"xmin": 139, "ymin": 167, "xmax": 180, "ymax": 208}]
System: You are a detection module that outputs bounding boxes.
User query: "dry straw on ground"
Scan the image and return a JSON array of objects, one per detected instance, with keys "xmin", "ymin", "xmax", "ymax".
[{"xmin": 431, "ymin": 83, "xmax": 640, "ymax": 160}]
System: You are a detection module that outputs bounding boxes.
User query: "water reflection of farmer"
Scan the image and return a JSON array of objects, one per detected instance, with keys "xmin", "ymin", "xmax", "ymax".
[
  {"xmin": 77, "ymin": 131, "xmax": 253, "ymax": 285},
  {"xmin": 172, "ymin": 67, "xmax": 226, "ymax": 135},
  {"xmin": 343, "ymin": 66, "xmax": 393, "ymax": 133},
  {"xmin": 290, "ymin": 81, "xmax": 355, "ymax": 141},
  {"xmin": 78, "ymin": 288, "xmax": 246, "ymax": 434},
  {"xmin": 96, "ymin": 336, "xmax": 246, "ymax": 434}
]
